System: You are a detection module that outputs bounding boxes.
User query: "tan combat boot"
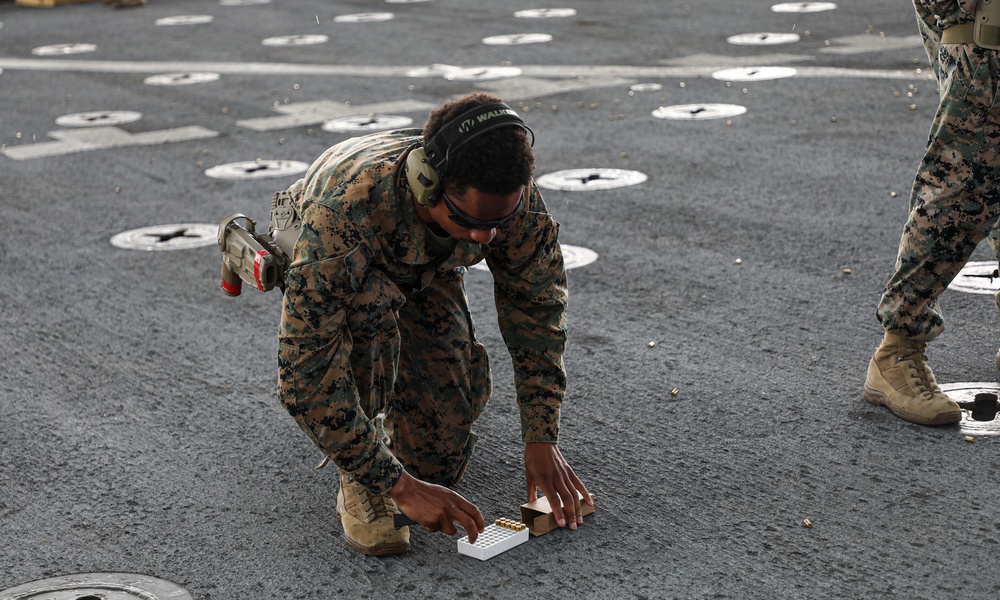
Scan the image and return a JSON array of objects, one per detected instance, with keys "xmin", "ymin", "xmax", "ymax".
[
  {"xmin": 863, "ymin": 331, "xmax": 961, "ymax": 425},
  {"xmin": 336, "ymin": 471, "xmax": 410, "ymax": 556}
]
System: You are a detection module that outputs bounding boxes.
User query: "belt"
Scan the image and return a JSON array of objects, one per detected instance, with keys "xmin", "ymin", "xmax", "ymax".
[{"xmin": 941, "ymin": 23, "xmax": 974, "ymax": 44}]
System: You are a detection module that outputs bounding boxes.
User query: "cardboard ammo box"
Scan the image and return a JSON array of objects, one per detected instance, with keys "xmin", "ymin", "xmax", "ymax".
[{"xmin": 519, "ymin": 492, "xmax": 595, "ymax": 536}]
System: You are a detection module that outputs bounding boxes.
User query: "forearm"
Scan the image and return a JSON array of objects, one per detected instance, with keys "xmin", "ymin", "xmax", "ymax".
[
  {"xmin": 495, "ymin": 280, "xmax": 568, "ymax": 442},
  {"xmin": 486, "ymin": 185, "xmax": 569, "ymax": 442}
]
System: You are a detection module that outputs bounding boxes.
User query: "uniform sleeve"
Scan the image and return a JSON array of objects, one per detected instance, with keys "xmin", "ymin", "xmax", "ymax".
[
  {"xmin": 486, "ymin": 182, "xmax": 568, "ymax": 443},
  {"xmin": 916, "ymin": 0, "xmax": 978, "ymax": 29},
  {"xmin": 277, "ymin": 200, "xmax": 405, "ymax": 494}
]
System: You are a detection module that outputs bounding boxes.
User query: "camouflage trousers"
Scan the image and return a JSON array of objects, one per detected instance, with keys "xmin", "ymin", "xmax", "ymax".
[
  {"xmin": 382, "ymin": 267, "xmax": 492, "ymax": 485},
  {"xmin": 279, "ymin": 259, "xmax": 492, "ymax": 493},
  {"xmin": 876, "ymin": 23, "xmax": 1000, "ymax": 342}
]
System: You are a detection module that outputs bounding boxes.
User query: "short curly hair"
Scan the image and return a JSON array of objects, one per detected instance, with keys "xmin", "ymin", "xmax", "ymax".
[{"xmin": 422, "ymin": 92, "xmax": 535, "ymax": 196}]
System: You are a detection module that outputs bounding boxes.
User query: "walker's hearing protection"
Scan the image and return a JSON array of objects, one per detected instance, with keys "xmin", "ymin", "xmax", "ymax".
[{"xmin": 405, "ymin": 102, "xmax": 533, "ymax": 207}]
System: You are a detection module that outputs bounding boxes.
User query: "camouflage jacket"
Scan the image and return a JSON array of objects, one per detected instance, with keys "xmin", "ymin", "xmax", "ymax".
[
  {"xmin": 915, "ymin": 0, "xmax": 977, "ymax": 30},
  {"xmin": 279, "ymin": 129, "xmax": 568, "ymax": 493}
]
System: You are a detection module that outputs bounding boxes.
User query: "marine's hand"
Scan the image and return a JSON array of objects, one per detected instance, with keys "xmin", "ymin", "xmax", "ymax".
[
  {"xmin": 524, "ymin": 442, "xmax": 593, "ymax": 530},
  {"xmin": 389, "ymin": 470, "xmax": 485, "ymax": 542}
]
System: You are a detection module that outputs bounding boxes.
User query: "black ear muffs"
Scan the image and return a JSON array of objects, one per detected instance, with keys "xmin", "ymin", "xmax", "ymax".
[
  {"xmin": 406, "ymin": 147, "xmax": 441, "ymax": 207},
  {"xmin": 405, "ymin": 102, "xmax": 533, "ymax": 208}
]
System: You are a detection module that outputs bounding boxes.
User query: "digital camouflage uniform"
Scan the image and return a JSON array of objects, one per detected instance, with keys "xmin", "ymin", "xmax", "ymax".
[
  {"xmin": 877, "ymin": 0, "xmax": 1000, "ymax": 341},
  {"xmin": 277, "ymin": 129, "xmax": 567, "ymax": 495}
]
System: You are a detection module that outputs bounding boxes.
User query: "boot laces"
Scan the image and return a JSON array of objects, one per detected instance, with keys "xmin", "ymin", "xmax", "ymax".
[
  {"xmin": 895, "ymin": 346, "xmax": 938, "ymax": 398},
  {"xmin": 347, "ymin": 475, "xmax": 394, "ymax": 520},
  {"xmin": 359, "ymin": 490, "xmax": 394, "ymax": 520}
]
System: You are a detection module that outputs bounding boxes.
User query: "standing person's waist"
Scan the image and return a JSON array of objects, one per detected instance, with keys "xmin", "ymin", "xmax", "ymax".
[{"xmin": 941, "ymin": 23, "xmax": 975, "ymax": 44}]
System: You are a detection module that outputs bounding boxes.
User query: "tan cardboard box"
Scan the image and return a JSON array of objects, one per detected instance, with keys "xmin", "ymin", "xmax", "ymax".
[{"xmin": 520, "ymin": 492, "xmax": 595, "ymax": 536}]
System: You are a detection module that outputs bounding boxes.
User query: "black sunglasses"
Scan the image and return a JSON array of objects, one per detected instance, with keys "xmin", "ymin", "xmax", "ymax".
[{"xmin": 440, "ymin": 188, "xmax": 525, "ymax": 230}]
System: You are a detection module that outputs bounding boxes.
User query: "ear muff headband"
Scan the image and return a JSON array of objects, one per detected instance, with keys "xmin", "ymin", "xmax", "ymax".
[
  {"xmin": 423, "ymin": 102, "xmax": 534, "ymax": 175},
  {"xmin": 406, "ymin": 101, "xmax": 534, "ymax": 207}
]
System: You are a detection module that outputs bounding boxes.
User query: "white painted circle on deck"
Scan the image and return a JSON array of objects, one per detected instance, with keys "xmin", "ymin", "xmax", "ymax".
[
  {"xmin": 32, "ymin": 43, "xmax": 97, "ymax": 56},
  {"xmin": 515, "ymin": 8, "xmax": 577, "ymax": 18},
  {"xmin": 156, "ymin": 15, "xmax": 215, "ymax": 26},
  {"xmin": 322, "ymin": 114, "xmax": 413, "ymax": 132},
  {"xmin": 144, "ymin": 72, "xmax": 221, "ymax": 86},
  {"xmin": 444, "ymin": 66, "xmax": 523, "ymax": 81},
  {"xmin": 334, "ymin": 13, "xmax": 395, "ymax": 23},
  {"xmin": 110, "ymin": 224, "xmax": 218, "ymax": 251},
  {"xmin": 262, "ymin": 34, "xmax": 329, "ymax": 47},
  {"xmin": 470, "ymin": 244, "xmax": 598, "ymax": 272},
  {"xmin": 556, "ymin": 245, "xmax": 598, "ymax": 269},
  {"xmin": 482, "ymin": 33, "xmax": 553, "ymax": 45},
  {"xmin": 407, "ymin": 64, "xmax": 461, "ymax": 77},
  {"xmin": 727, "ymin": 32, "xmax": 801, "ymax": 46},
  {"xmin": 712, "ymin": 66, "xmax": 797, "ymax": 81},
  {"xmin": 537, "ymin": 168, "xmax": 647, "ymax": 191},
  {"xmin": 204, "ymin": 160, "xmax": 309, "ymax": 180},
  {"xmin": 56, "ymin": 111, "xmax": 143, "ymax": 127},
  {"xmin": 771, "ymin": 2, "xmax": 837, "ymax": 13},
  {"xmin": 948, "ymin": 261, "xmax": 1000, "ymax": 294},
  {"xmin": 653, "ymin": 104, "xmax": 747, "ymax": 120}
]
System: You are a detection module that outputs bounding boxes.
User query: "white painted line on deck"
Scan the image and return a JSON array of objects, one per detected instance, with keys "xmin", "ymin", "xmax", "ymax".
[
  {"xmin": 2, "ymin": 126, "xmax": 218, "ymax": 161},
  {"xmin": 0, "ymin": 58, "xmax": 932, "ymax": 81},
  {"xmin": 236, "ymin": 99, "xmax": 436, "ymax": 132}
]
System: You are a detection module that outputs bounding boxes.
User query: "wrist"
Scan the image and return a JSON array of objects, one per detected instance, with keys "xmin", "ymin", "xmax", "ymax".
[{"xmin": 389, "ymin": 469, "xmax": 415, "ymax": 500}]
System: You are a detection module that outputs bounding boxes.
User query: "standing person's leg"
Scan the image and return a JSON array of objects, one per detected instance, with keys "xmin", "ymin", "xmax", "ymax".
[
  {"xmin": 916, "ymin": 16, "xmax": 943, "ymax": 86},
  {"xmin": 867, "ymin": 42, "xmax": 1000, "ymax": 424},
  {"xmin": 386, "ymin": 267, "xmax": 492, "ymax": 486}
]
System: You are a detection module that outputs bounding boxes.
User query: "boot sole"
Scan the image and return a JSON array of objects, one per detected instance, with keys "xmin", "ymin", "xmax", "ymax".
[
  {"xmin": 862, "ymin": 382, "xmax": 962, "ymax": 426},
  {"xmin": 336, "ymin": 507, "xmax": 410, "ymax": 557}
]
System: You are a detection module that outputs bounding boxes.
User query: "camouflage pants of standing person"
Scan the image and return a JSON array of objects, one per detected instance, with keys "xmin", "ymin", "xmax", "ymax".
[
  {"xmin": 382, "ymin": 266, "xmax": 492, "ymax": 486},
  {"xmin": 876, "ymin": 27, "xmax": 1000, "ymax": 342}
]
